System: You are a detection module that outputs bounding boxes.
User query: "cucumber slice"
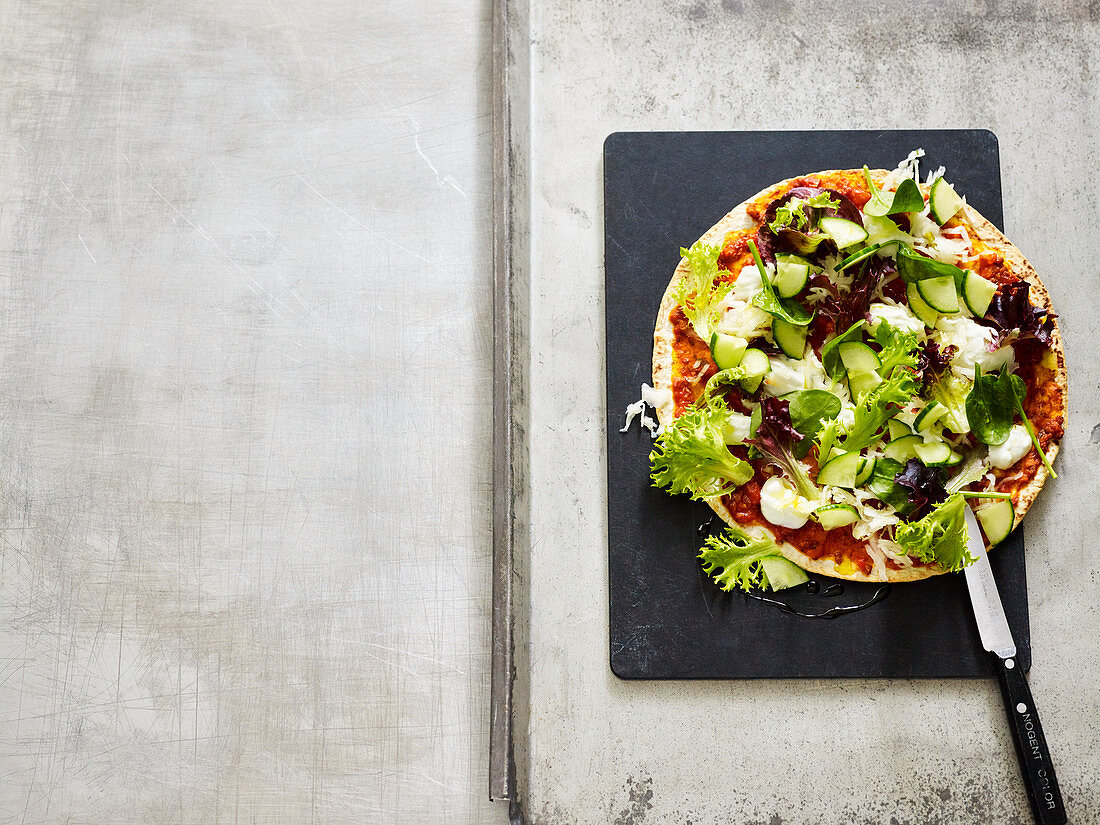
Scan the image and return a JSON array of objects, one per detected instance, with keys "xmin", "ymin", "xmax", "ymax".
[
  {"xmin": 820, "ymin": 319, "xmax": 865, "ymax": 380},
  {"xmin": 930, "ymin": 177, "xmax": 965, "ymax": 224},
  {"xmin": 916, "ymin": 274, "xmax": 960, "ymax": 313},
  {"xmin": 838, "ymin": 341, "xmax": 882, "ymax": 373},
  {"xmin": 816, "ymin": 451, "xmax": 861, "ymax": 488},
  {"xmin": 897, "ymin": 246, "xmax": 968, "ymax": 284},
  {"xmin": 962, "ymin": 271, "xmax": 997, "ymax": 317},
  {"xmin": 738, "ymin": 348, "xmax": 770, "ymax": 393},
  {"xmin": 854, "ymin": 455, "xmax": 876, "ymax": 486},
  {"xmin": 759, "ymin": 555, "xmax": 810, "ymax": 590},
  {"xmin": 710, "ymin": 332, "xmax": 749, "ymax": 370},
  {"xmin": 943, "ymin": 448, "xmax": 964, "ymax": 467},
  {"xmin": 976, "ymin": 499, "xmax": 1015, "ymax": 546},
  {"xmin": 883, "ymin": 434, "xmax": 922, "ymax": 463},
  {"xmin": 847, "ymin": 369, "xmax": 882, "ymax": 401},
  {"xmin": 913, "ymin": 400, "xmax": 947, "ymax": 433},
  {"xmin": 814, "ymin": 503, "xmax": 859, "ymax": 530},
  {"xmin": 819, "ymin": 216, "xmax": 869, "ymax": 249},
  {"xmin": 906, "ymin": 282, "xmax": 940, "ymax": 328},
  {"xmin": 772, "ymin": 318, "xmax": 808, "ymax": 359},
  {"xmin": 887, "ymin": 419, "xmax": 912, "ymax": 441},
  {"xmin": 835, "ymin": 242, "xmax": 900, "ymax": 272},
  {"xmin": 913, "ymin": 440, "xmax": 953, "ymax": 466},
  {"xmin": 774, "ymin": 259, "xmax": 810, "ymax": 298}
]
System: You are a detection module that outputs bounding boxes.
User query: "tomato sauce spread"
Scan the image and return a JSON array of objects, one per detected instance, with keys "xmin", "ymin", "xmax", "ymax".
[
  {"xmin": 669, "ymin": 306, "xmax": 717, "ymax": 415},
  {"xmin": 718, "ymin": 229, "xmax": 756, "ymax": 274}
]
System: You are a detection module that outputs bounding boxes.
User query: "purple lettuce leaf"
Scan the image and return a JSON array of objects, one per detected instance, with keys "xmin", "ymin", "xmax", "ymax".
[
  {"xmin": 747, "ymin": 396, "xmax": 816, "ymax": 499},
  {"xmin": 978, "ymin": 280, "xmax": 1056, "ymax": 348},
  {"xmin": 817, "ymin": 256, "xmax": 894, "ymax": 334},
  {"xmin": 894, "ymin": 458, "xmax": 947, "ymax": 521},
  {"xmin": 915, "ymin": 340, "xmax": 956, "ymax": 388}
]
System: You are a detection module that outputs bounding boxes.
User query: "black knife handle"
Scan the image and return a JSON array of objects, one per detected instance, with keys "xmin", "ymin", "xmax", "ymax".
[{"xmin": 994, "ymin": 654, "xmax": 1067, "ymax": 825}]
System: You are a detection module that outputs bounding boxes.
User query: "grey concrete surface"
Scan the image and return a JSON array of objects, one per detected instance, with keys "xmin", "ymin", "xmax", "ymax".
[
  {"xmin": 0, "ymin": 2, "xmax": 506, "ymax": 823},
  {"xmin": 519, "ymin": 1, "xmax": 1100, "ymax": 823}
]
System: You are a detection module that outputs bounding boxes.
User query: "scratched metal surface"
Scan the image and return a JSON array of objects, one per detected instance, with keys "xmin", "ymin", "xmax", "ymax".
[
  {"xmin": 0, "ymin": 2, "xmax": 506, "ymax": 823},
  {"xmin": 517, "ymin": 1, "xmax": 1100, "ymax": 822}
]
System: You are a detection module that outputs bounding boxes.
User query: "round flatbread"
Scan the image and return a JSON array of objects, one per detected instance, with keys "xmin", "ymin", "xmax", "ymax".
[{"xmin": 651, "ymin": 168, "xmax": 1066, "ymax": 583}]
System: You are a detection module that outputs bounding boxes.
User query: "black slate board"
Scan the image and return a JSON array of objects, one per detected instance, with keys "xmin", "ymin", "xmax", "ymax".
[{"xmin": 605, "ymin": 130, "xmax": 1031, "ymax": 679}]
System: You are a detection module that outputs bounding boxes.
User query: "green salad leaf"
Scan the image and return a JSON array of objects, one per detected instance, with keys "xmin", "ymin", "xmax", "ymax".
[
  {"xmin": 747, "ymin": 240, "xmax": 814, "ymax": 326},
  {"xmin": 673, "ymin": 240, "xmax": 732, "ymax": 338},
  {"xmin": 862, "ymin": 167, "xmax": 926, "ymax": 217},
  {"xmin": 965, "ymin": 365, "xmax": 1017, "ymax": 445},
  {"xmin": 841, "ymin": 366, "xmax": 920, "ymax": 452},
  {"xmin": 768, "ymin": 191, "xmax": 839, "ymax": 234},
  {"xmin": 650, "ymin": 392, "xmax": 753, "ymax": 500},
  {"xmin": 699, "ymin": 524, "xmax": 809, "ymax": 592},
  {"xmin": 815, "ymin": 418, "xmax": 840, "ymax": 464},
  {"xmin": 893, "ymin": 493, "xmax": 975, "ymax": 572},
  {"xmin": 787, "ymin": 389, "xmax": 842, "ymax": 458},
  {"xmin": 945, "ymin": 456, "xmax": 989, "ymax": 495},
  {"xmin": 873, "ymin": 321, "xmax": 920, "ymax": 375},
  {"xmin": 928, "ymin": 371, "xmax": 971, "ymax": 433}
]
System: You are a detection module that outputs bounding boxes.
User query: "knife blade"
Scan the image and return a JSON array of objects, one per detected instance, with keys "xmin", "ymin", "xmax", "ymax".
[
  {"xmin": 963, "ymin": 506, "xmax": 1016, "ymax": 659},
  {"xmin": 962, "ymin": 506, "xmax": 1066, "ymax": 825}
]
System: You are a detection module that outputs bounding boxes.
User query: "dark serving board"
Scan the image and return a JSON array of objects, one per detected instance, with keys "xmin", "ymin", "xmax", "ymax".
[{"xmin": 604, "ymin": 130, "xmax": 1031, "ymax": 679}]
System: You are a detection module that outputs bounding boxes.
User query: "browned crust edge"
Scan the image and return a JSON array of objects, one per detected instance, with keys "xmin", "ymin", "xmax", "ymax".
[{"xmin": 650, "ymin": 170, "xmax": 1067, "ymax": 583}]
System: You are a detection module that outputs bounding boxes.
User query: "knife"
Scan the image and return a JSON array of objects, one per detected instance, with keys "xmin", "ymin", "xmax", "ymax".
[{"xmin": 963, "ymin": 506, "xmax": 1066, "ymax": 825}]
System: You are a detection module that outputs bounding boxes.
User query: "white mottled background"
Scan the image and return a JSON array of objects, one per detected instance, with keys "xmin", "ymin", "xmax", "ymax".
[{"xmin": 0, "ymin": 2, "xmax": 503, "ymax": 823}]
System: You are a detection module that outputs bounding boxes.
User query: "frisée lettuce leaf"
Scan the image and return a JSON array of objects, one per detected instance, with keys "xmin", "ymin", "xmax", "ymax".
[
  {"xmin": 874, "ymin": 321, "xmax": 920, "ymax": 376},
  {"xmin": 673, "ymin": 240, "xmax": 732, "ymax": 339},
  {"xmin": 650, "ymin": 392, "xmax": 753, "ymax": 500},
  {"xmin": 699, "ymin": 524, "xmax": 809, "ymax": 592},
  {"xmin": 840, "ymin": 366, "xmax": 920, "ymax": 452},
  {"xmin": 892, "ymin": 493, "xmax": 975, "ymax": 572}
]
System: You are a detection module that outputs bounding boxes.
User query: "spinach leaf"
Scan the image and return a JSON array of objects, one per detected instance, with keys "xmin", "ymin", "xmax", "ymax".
[
  {"xmin": 747, "ymin": 240, "xmax": 814, "ymax": 326},
  {"xmin": 787, "ymin": 389, "xmax": 842, "ymax": 458},
  {"xmin": 965, "ymin": 365, "xmax": 1016, "ymax": 446},
  {"xmin": 964, "ymin": 366, "xmax": 1058, "ymax": 479},
  {"xmin": 862, "ymin": 167, "xmax": 926, "ymax": 217}
]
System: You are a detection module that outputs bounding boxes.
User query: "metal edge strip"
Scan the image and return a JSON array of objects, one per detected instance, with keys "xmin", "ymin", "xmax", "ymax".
[{"xmin": 490, "ymin": 0, "xmax": 518, "ymax": 808}]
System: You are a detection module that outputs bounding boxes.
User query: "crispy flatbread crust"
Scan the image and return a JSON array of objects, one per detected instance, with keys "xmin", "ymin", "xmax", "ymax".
[{"xmin": 652, "ymin": 170, "xmax": 1066, "ymax": 583}]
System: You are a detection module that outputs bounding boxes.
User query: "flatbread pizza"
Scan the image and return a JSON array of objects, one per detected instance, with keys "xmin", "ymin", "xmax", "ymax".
[{"xmin": 647, "ymin": 154, "xmax": 1066, "ymax": 587}]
